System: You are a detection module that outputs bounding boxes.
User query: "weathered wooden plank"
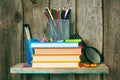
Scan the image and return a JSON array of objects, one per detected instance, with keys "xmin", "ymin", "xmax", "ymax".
[
  {"xmin": 10, "ymin": 63, "xmax": 109, "ymax": 74},
  {"xmin": 0, "ymin": 0, "xmax": 7, "ymax": 21},
  {"xmin": 27, "ymin": 74, "xmax": 49, "ymax": 80},
  {"xmin": 24, "ymin": 0, "xmax": 49, "ymax": 40},
  {"xmin": 76, "ymin": 0, "xmax": 102, "ymax": 52},
  {"xmin": 23, "ymin": 0, "xmax": 49, "ymax": 80},
  {"xmin": 9, "ymin": 0, "xmax": 24, "ymax": 80},
  {"xmin": 75, "ymin": 74, "xmax": 85, "ymax": 80},
  {"xmin": 50, "ymin": 74, "xmax": 75, "ymax": 80},
  {"xmin": 103, "ymin": 0, "xmax": 120, "ymax": 80},
  {"xmin": 75, "ymin": 74, "xmax": 102, "ymax": 80},
  {"xmin": 49, "ymin": 0, "xmax": 76, "ymax": 80},
  {"xmin": 0, "ymin": 0, "xmax": 23, "ymax": 80},
  {"xmin": 0, "ymin": 23, "xmax": 6, "ymax": 80},
  {"xmin": 76, "ymin": 0, "xmax": 103, "ymax": 80}
]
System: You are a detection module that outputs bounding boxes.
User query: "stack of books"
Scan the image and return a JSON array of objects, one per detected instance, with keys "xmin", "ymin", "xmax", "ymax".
[{"xmin": 31, "ymin": 41, "xmax": 82, "ymax": 68}]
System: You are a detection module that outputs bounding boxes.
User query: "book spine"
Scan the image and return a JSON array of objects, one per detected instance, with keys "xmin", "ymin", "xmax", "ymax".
[{"xmin": 31, "ymin": 43, "xmax": 79, "ymax": 48}]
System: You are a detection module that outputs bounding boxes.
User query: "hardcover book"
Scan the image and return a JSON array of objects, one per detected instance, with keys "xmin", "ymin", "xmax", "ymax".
[{"xmin": 34, "ymin": 48, "xmax": 82, "ymax": 55}]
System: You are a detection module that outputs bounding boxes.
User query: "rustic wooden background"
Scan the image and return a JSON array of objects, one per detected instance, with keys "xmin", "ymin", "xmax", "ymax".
[{"xmin": 0, "ymin": 0, "xmax": 120, "ymax": 80}]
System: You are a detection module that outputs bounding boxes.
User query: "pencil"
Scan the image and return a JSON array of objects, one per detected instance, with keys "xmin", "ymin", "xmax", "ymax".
[
  {"xmin": 45, "ymin": 7, "xmax": 54, "ymax": 20},
  {"xmin": 43, "ymin": 11, "xmax": 49, "ymax": 19},
  {"xmin": 51, "ymin": 8, "xmax": 56, "ymax": 20}
]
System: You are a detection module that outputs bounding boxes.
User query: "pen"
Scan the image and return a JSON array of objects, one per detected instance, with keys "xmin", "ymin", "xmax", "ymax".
[
  {"xmin": 64, "ymin": 8, "xmax": 69, "ymax": 19},
  {"xmin": 65, "ymin": 7, "xmax": 72, "ymax": 19}
]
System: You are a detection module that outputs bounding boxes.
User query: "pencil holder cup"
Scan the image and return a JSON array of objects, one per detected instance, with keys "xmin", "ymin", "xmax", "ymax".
[{"xmin": 47, "ymin": 19, "xmax": 70, "ymax": 40}]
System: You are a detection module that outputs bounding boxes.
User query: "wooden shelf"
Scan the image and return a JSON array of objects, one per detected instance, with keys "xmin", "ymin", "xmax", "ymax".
[{"xmin": 10, "ymin": 63, "xmax": 109, "ymax": 74}]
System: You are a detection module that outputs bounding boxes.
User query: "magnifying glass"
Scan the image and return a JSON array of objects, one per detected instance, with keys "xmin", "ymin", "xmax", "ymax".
[{"xmin": 75, "ymin": 33, "xmax": 102, "ymax": 63}]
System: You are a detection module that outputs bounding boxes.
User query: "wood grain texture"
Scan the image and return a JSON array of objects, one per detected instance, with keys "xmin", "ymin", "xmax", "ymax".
[
  {"xmin": 76, "ymin": 0, "xmax": 103, "ymax": 80},
  {"xmin": 103, "ymin": 0, "xmax": 120, "ymax": 80},
  {"xmin": 76, "ymin": 0, "xmax": 103, "ymax": 53},
  {"xmin": 0, "ymin": 0, "xmax": 23, "ymax": 80},
  {"xmin": 23, "ymin": 0, "xmax": 49, "ymax": 80},
  {"xmin": 50, "ymin": 74, "xmax": 75, "ymax": 80},
  {"xmin": 0, "ymin": 0, "xmax": 15, "ymax": 21},
  {"xmin": 24, "ymin": 0, "xmax": 49, "ymax": 40},
  {"xmin": 75, "ymin": 74, "xmax": 101, "ymax": 80},
  {"xmin": 27, "ymin": 74, "xmax": 49, "ymax": 80},
  {"xmin": 49, "ymin": 0, "xmax": 76, "ymax": 79}
]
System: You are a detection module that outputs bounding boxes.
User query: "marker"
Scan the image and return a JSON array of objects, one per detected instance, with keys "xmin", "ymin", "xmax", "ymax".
[
  {"xmin": 64, "ymin": 8, "xmax": 69, "ymax": 19},
  {"xmin": 65, "ymin": 39, "xmax": 81, "ymax": 42},
  {"xmin": 65, "ymin": 7, "xmax": 72, "ymax": 19}
]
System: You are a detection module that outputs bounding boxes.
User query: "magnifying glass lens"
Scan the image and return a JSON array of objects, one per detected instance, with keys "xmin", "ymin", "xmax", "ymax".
[{"xmin": 85, "ymin": 48, "xmax": 101, "ymax": 63}]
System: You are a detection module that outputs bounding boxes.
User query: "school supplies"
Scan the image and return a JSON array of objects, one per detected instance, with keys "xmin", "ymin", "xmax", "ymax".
[
  {"xmin": 43, "ymin": 7, "xmax": 72, "ymax": 20},
  {"xmin": 43, "ymin": 7, "xmax": 72, "ymax": 40},
  {"xmin": 24, "ymin": 24, "xmax": 34, "ymax": 66}
]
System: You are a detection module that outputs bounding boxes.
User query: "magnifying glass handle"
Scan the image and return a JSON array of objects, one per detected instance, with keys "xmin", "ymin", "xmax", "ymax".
[{"xmin": 75, "ymin": 33, "xmax": 87, "ymax": 47}]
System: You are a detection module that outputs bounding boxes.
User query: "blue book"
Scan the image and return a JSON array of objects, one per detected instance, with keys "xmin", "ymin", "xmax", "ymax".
[
  {"xmin": 31, "ymin": 41, "xmax": 80, "ymax": 48},
  {"xmin": 26, "ymin": 39, "xmax": 34, "ymax": 66}
]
